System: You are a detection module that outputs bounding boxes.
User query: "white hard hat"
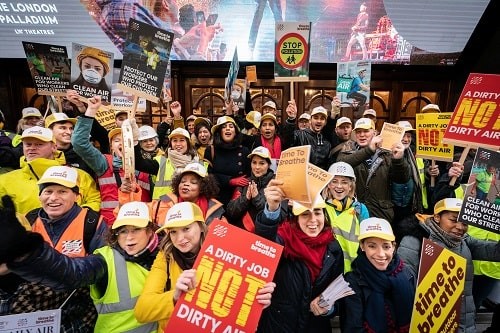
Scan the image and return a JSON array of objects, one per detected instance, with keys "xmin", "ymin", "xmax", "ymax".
[
  {"xmin": 138, "ymin": 125, "xmax": 158, "ymax": 141},
  {"xmin": 328, "ymin": 162, "xmax": 356, "ymax": 181}
]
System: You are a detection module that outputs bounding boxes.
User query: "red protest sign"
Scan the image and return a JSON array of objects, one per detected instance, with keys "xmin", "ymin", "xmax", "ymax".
[
  {"xmin": 443, "ymin": 73, "xmax": 500, "ymax": 150},
  {"xmin": 165, "ymin": 220, "xmax": 283, "ymax": 333}
]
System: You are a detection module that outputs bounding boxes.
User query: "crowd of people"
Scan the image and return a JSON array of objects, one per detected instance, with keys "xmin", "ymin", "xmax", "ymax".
[{"xmin": 0, "ymin": 91, "xmax": 499, "ymax": 333}]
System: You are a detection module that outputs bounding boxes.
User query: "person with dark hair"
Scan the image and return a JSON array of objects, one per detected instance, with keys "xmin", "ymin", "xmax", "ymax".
[
  {"xmin": 254, "ymin": 179, "xmax": 344, "ymax": 332},
  {"xmin": 178, "ymin": 4, "xmax": 196, "ymax": 33},
  {"xmin": 398, "ymin": 198, "xmax": 500, "ymax": 333},
  {"xmin": 147, "ymin": 162, "xmax": 225, "ymax": 227},
  {"xmin": 341, "ymin": 217, "xmax": 415, "ymax": 333},
  {"xmin": 226, "ymin": 146, "xmax": 275, "ymax": 232},
  {"xmin": 191, "ymin": 117, "xmax": 212, "ymax": 159},
  {"xmin": 1, "ymin": 200, "xmax": 160, "ymax": 333},
  {"xmin": 204, "ymin": 116, "xmax": 251, "ymax": 206}
]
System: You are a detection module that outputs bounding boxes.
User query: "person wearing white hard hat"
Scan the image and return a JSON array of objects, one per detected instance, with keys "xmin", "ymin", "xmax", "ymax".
[
  {"xmin": 137, "ymin": 125, "xmax": 160, "ymax": 159},
  {"xmin": 398, "ymin": 198, "xmax": 500, "ymax": 333},
  {"xmin": 17, "ymin": 107, "xmax": 44, "ymax": 134},
  {"xmin": 226, "ymin": 146, "xmax": 275, "ymax": 232},
  {"xmin": 328, "ymin": 116, "xmax": 354, "ymax": 164},
  {"xmin": 341, "ymin": 217, "xmax": 415, "ymax": 333},
  {"xmin": 255, "ymin": 178, "xmax": 344, "ymax": 332},
  {"xmin": 337, "ymin": 118, "xmax": 410, "ymax": 222},
  {"xmin": 323, "ymin": 162, "xmax": 369, "ymax": 272},
  {"xmin": 298, "ymin": 112, "xmax": 311, "ymax": 130},
  {"xmin": 135, "ymin": 202, "xmax": 275, "ymax": 332},
  {"xmin": 2, "ymin": 201, "xmax": 159, "ymax": 333}
]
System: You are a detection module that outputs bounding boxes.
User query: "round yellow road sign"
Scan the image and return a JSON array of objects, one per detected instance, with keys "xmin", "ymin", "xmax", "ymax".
[{"xmin": 276, "ymin": 33, "xmax": 308, "ymax": 70}]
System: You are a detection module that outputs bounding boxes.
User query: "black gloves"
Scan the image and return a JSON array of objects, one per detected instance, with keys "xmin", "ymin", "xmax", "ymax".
[{"xmin": 0, "ymin": 195, "xmax": 44, "ymax": 264}]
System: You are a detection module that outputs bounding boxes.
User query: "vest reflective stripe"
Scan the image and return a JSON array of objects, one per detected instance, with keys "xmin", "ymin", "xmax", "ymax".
[
  {"xmin": 98, "ymin": 176, "xmax": 118, "ymax": 185},
  {"xmin": 101, "ymin": 201, "xmax": 119, "ymax": 209},
  {"xmin": 32, "ymin": 208, "xmax": 88, "ymax": 257},
  {"xmin": 325, "ymin": 205, "xmax": 360, "ymax": 273},
  {"xmin": 92, "ymin": 248, "xmax": 158, "ymax": 333},
  {"xmin": 95, "ymin": 250, "xmax": 137, "ymax": 314},
  {"xmin": 416, "ymin": 158, "xmax": 428, "ymax": 209},
  {"xmin": 137, "ymin": 178, "xmax": 151, "ymax": 191},
  {"xmin": 153, "ymin": 155, "xmax": 175, "ymax": 199}
]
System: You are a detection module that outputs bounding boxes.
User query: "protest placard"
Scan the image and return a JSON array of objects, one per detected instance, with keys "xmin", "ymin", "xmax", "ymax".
[
  {"xmin": 70, "ymin": 43, "xmax": 113, "ymax": 104},
  {"xmin": 165, "ymin": 220, "xmax": 283, "ymax": 333},
  {"xmin": 224, "ymin": 48, "xmax": 239, "ymax": 102},
  {"xmin": 22, "ymin": 41, "xmax": 70, "ymax": 96},
  {"xmin": 416, "ymin": 112, "xmax": 454, "ymax": 161},
  {"xmin": 306, "ymin": 163, "xmax": 334, "ymax": 208},
  {"xmin": 274, "ymin": 22, "xmax": 311, "ymax": 82},
  {"xmin": 0, "ymin": 309, "xmax": 61, "ymax": 333},
  {"xmin": 443, "ymin": 73, "xmax": 500, "ymax": 150},
  {"xmin": 410, "ymin": 239, "xmax": 466, "ymax": 333},
  {"xmin": 336, "ymin": 61, "xmax": 371, "ymax": 113},
  {"xmin": 379, "ymin": 122, "xmax": 405, "ymax": 151},
  {"xmin": 458, "ymin": 148, "xmax": 500, "ymax": 233},
  {"xmin": 246, "ymin": 65, "xmax": 257, "ymax": 83},
  {"xmin": 117, "ymin": 19, "xmax": 173, "ymax": 103},
  {"xmin": 275, "ymin": 145, "xmax": 311, "ymax": 204}
]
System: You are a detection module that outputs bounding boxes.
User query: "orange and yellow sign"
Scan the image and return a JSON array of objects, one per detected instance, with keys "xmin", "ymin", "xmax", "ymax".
[
  {"xmin": 165, "ymin": 220, "xmax": 283, "ymax": 333},
  {"xmin": 410, "ymin": 239, "xmax": 466, "ymax": 333},
  {"xmin": 443, "ymin": 73, "xmax": 500, "ymax": 150}
]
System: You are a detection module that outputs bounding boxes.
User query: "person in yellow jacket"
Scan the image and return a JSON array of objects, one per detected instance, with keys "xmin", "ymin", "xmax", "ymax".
[
  {"xmin": 134, "ymin": 202, "xmax": 275, "ymax": 332},
  {"xmin": 0, "ymin": 126, "xmax": 100, "ymax": 213},
  {"xmin": 323, "ymin": 162, "xmax": 369, "ymax": 272}
]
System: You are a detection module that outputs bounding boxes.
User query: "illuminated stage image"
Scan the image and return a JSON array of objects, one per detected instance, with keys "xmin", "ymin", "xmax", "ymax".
[{"xmin": 0, "ymin": 0, "xmax": 490, "ymax": 65}]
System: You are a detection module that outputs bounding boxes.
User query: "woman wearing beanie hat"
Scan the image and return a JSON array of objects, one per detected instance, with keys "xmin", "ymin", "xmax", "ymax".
[
  {"xmin": 341, "ymin": 217, "xmax": 415, "ymax": 333},
  {"xmin": 398, "ymin": 198, "xmax": 500, "ymax": 333},
  {"xmin": 70, "ymin": 46, "xmax": 112, "ymax": 103}
]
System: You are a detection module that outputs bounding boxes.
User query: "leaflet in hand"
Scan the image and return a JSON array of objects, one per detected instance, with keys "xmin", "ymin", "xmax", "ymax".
[{"xmin": 318, "ymin": 274, "xmax": 355, "ymax": 309}]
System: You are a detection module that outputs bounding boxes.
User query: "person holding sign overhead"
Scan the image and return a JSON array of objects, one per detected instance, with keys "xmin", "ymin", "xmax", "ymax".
[
  {"xmin": 340, "ymin": 217, "xmax": 416, "ymax": 333},
  {"xmin": 398, "ymin": 198, "xmax": 500, "ymax": 333},
  {"xmin": 134, "ymin": 201, "xmax": 275, "ymax": 332},
  {"xmin": 337, "ymin": 118, "xmax": 409, "ymax": 222},
  {"xmin": 255, "ymin": 179, "xmax": 344, "ymax": 332}
]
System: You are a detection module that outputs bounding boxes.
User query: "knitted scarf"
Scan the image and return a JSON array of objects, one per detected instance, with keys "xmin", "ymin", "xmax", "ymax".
[
  {"xmin": 426, "ymin": 217, "xmax": 464, "ymax": 248},
  {"xmin": 354, "ymin": 252, "xmax": 414, "ymax": 333},
  {"xmin": 260, "ymin": 135, "xmax": 282, "ymax": 159},
  {"xmin": 277, "ymin": 222, "xmax": 334, "ymax": 282},
  {"xmin": 167, "ymin": 148, "xmax": 195, "ymax": 172}
]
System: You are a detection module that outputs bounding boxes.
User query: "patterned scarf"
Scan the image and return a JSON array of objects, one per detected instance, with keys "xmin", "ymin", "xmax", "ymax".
[
  {"xmin": 426, "ymin": 217, "xmax": 464, "ymax": 248},
  {"xmin": 167, "ymin": 148, "xmax": 195, "ymax": 172},
  {"xmin": 354, "ymin": 252, "xmax": 414, "ymax": 333},
  {"xmin": 277, "ymin": 222, "xmax": 334, "ymax": 282}
]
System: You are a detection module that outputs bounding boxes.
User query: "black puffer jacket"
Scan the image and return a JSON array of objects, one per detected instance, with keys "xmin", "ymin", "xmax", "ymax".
[
  {"xmin": 225, "ymin": 169, "xmax": 274, "ymax": 229},
  {"xmin": 283, "ymin": 122, "xmax": 331, "ymax": 170},
  {"xmin": 255, "ymin": 211, "xmax": 344, "ymax": 333}
]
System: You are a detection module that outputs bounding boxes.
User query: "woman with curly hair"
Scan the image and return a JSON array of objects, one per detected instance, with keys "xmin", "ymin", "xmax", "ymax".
[{"xmin": 149, "ymin": 162, "xmax": 225, "ymax": 226}]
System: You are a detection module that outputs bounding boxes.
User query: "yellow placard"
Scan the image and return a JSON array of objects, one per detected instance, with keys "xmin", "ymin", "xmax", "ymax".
[
  {"xmin": 410, "ymin": 239, "xmax": 466, "ymax": 333},
  {"xmin": 246, "ymin": 65, "xmax": 257, "ymax": 83},
  {"xmin": 416, "ymin": 113, "xmax": 454, "ymax": 161}
]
